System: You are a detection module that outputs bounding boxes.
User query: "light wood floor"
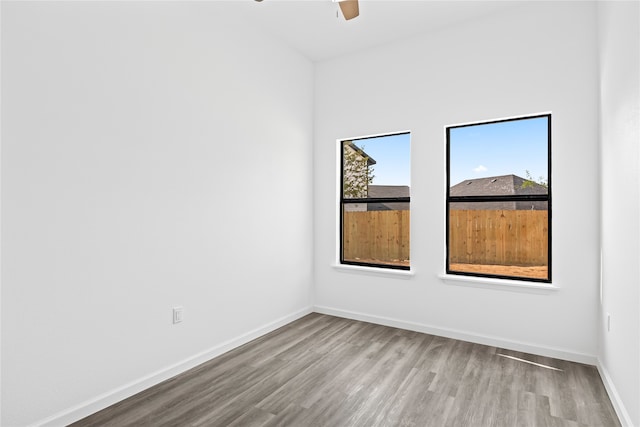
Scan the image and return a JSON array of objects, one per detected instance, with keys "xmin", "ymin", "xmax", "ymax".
[{"xmin": 72, "ymin": 313, "xmax": 620, "ymax": 427}]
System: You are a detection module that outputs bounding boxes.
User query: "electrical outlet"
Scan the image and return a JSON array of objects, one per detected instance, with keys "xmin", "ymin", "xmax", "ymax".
[{"xmin": 173, "ymin": 306, "xmax": 184, "ymax": 324}]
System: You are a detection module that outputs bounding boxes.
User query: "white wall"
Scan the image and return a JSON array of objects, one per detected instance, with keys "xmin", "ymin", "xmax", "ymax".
[
  {"xmin": 4, "ymin": 1, "xmax": 637, "ymax": 425},
  {"xmin": 1, "ymin": 2, "xmax": 314, "ymax": 425},
  {"xmin": 598, "ymin": 2, "xmax": 640, "ymax": 425},
  {"xmin": 314, "ymin": 2, "xmax": 601, "ymax": 361}
]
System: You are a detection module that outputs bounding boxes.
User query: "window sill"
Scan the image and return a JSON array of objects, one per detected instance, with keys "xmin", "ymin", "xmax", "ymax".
[
  {"xmin": 438, "ymin": 273, "xmax": 559, "ymax": 294},
  {"xmin": 333, "ymin": 264, "xmax": 414, "ymax": 279}
]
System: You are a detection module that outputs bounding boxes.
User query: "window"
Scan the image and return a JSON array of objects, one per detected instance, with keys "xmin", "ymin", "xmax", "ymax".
[
  {"xmin": 446, "ymin": 115, "xmax": 551, "ymax": 282},
  {"xmin": 340, "ymin": 132, "xmax": 411, "ymax": 270}
]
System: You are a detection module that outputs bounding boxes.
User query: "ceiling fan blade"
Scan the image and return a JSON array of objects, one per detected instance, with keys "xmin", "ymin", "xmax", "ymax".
[{"xmin": 339, "ymin": 0, "xmax": 359, "ymax": 20}]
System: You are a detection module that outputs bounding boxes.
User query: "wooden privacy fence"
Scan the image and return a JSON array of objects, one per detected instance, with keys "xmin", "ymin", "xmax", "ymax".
[
  {"xmin": 343, "ymin": 210, "xmax": 410, "ymax": 263},
  {"xmin": 449, "ymin": 209, "xmax": 548, "ymax": 266},
  {"xmin": 343, "ymin": 209, "xmax": 548, "ymax": 267}
]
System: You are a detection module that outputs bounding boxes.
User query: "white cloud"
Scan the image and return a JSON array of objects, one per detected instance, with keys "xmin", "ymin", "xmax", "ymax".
[{"xmin": 473, "ymin": 165, "xmax": 488, "ymax": 173}]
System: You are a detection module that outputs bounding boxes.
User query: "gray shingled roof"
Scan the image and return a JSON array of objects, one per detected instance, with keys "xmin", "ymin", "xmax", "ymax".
[
  {"xmin": 367, "ymin": 185, "xmax": 410, "ymax": 211},
  {"xmin": 450, "ymin": 174, "xmax": 547, "ymax": 197},
  {"xmin": 368, "ymin": 185, "xmax": 410, "ymax": 198},
  {"xmin": 449, "ymin": 174, "xmax": 547, "ymax": 210}
]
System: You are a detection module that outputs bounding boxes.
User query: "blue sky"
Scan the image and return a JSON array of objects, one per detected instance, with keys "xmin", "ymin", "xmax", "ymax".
[
  {"xmin": 449, "ymin": 116, "xmax": 549, "ymax": 186},
  {"xmin": 349, "ymin": 116, "xmax": 548, "ymax": 188},
  {"xmin": 352, "ymin": 133, "xmax": 411, "ymax": 186}
]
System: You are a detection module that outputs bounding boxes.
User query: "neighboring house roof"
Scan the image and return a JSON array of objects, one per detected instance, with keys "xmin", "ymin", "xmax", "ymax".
[
  {"xmin": 344, "ymin": 141, "xmax": 376, "ymax": 166},
  {"xmin": 368, "ymin": 185, "xmax": 410, "ymax": 198},
  {"xmin": 368, "ymin": 185, "xmax": 410, "ymax": 211},
  {"xmin": 450, "ymin": 174, "xmax": 548, "ymax": 210},
  {"xmin": 450, "ymin": 174, "xmax": 547, "ymax": 197}
]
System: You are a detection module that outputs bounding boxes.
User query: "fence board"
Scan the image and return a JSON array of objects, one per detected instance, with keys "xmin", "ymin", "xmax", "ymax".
[
  {"xmin": 343, "ymin": 210, "xmax": 410, "ymax": 263},
  {"xmin": 343, "ymin": 209, "xmax": 547, "ymax": 267},
  {"xmin": 449, "ymin": 209, "xmax": 548, "ymax": 266}
]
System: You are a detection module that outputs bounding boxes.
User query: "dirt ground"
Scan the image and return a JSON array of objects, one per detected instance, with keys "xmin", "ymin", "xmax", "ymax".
[
  {"xmin": 345, "ymin": 259, "xmax": 548, "ymax": 280},
  {"xmin": 345, "ymin": 258, "xmax": 410, "ymax": 268},
  {"xmin": 449, "ymin": 263, "xmax": 548, "ymax": 280}
]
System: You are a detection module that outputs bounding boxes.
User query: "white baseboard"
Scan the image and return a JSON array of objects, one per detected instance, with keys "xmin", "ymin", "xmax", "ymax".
[
  {"xmin": 314, "ymin": 305, "xmax": 597, "ymax": 365},
  {"xmin": 33, "ymin": 306, "xmax": 314, "ymax": 427},
  {"xmin": 597, "ymin": 360, "xmax": 634, "ymax": 427}
]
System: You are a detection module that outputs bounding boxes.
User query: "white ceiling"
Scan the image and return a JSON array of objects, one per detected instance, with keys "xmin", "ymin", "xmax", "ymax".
[{"xmin": 233, "ymin": 1, "xmax": 523, "ymax": 62}]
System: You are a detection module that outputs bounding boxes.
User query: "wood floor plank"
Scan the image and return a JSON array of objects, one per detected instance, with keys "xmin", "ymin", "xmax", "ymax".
[{"xmin": 71, "ymin": 313, "xmax": 621, "ymax": 427}]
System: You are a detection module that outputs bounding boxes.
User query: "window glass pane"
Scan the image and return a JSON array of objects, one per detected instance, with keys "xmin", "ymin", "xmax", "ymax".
[
  {"xmin": 343, "ymin": 134, "xmax": 411, "ymax": 199},
  {"xmin": 449, "ymin": 117, "xmax": 548, "ymax": 195},
  {"xmin": 342, "ymin": 204, "xmax": 410, "ymax": 268},
  {"xmin": 448, "ymin": 202, "xmax": 549, "ymax": 280},
  {"xmin": 447, "ymin": 115, "xmax": 551, "ymax": 282},
  {"xmin": 341, "ymin": 132, "xmax": 410, "ymax": 270}
]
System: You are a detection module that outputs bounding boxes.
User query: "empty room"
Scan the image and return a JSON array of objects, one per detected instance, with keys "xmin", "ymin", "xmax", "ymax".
[{"xmin": 2, "ymin": 0, "xmax": 639, "ymax": 426}]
